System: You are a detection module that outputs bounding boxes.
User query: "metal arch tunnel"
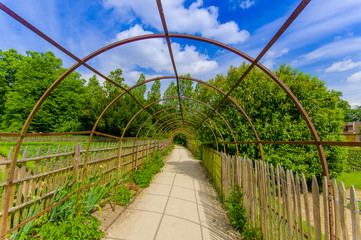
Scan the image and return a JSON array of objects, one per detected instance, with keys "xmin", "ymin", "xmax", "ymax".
[{"xmin": 5, "ymin": 0, "xmax": 361, "ymax": 238}]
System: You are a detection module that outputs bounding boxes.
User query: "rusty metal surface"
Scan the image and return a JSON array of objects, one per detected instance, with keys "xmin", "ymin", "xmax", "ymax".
[{"xmin": 156, "ymin": 0, "xmax": 184, "ymax": 124}]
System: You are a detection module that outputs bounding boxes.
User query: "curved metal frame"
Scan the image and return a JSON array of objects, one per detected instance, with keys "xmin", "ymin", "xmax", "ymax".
[
  {"xmin": 131, "ymin": 105, "xmax": 232, "ymax": 155},
  {"xmin": 133, "ymin": 97, "xmax": 239, "ymax": 155},
  {"xmin": 150, "ymin": 114, "xmax": 223, "ymax": 152},
  {"xmin": 0, "ymin": 0, "xmax": 338, "ymax": 237}
]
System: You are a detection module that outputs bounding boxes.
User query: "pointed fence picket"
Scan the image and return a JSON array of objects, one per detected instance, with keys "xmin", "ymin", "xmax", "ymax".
[{"xmin": 200, "ymin": 146, "xmax": 361, "ymax": 240}]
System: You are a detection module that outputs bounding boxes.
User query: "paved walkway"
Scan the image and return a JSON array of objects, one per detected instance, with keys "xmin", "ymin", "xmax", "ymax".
[{"xmin": 103, "ymin": 146, "xmax": 240, "ymax": 240}]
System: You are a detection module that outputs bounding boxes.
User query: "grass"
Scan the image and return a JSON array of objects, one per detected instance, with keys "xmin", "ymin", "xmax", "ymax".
[{"xmin": 337, "ymin": 171, "xmax": 361, "ymax": 189}]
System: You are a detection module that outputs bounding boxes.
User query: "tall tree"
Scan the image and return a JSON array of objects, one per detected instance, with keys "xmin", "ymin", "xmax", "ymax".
[
  {"xmin": 0, "ymin": 49, "xmax": 23, "ymax": 115},
  {"xmin": 196, "ymin": 63, "xmax": 348, "ymax": 181},
  {"xmin": 163, "ymin": 81, "xmax": 178, "ymax": 108},
  {"xmin": 79, "ymin": 75, "xmax": 106, "ymax": 131},
  {"xmin": 1, "ymin": 50, "xmax": 85, "ymax": 132}
]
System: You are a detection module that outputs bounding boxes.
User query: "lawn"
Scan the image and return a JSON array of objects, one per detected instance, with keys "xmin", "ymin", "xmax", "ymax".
[{"xmin": 336, "ymin": 171, "xmax": 361, "ymax": 189}]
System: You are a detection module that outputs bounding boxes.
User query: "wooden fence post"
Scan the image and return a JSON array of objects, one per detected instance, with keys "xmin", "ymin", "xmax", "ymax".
[
  {"xmin": 312, "ymin": 176, "xmax": 322, "ymax": 240},
  {"xmin": 350, "ymin": 185, "xmax": 361, "ymax": 240},
  {"xmin": 73, "ymin": 143, "xmax": 81, "ymax": 181}
]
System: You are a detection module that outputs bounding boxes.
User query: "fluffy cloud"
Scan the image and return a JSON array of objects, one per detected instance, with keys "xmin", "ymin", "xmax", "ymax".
[
  {"xmin": 325, "ymin": 59, "xmax": 361, "ymax": 72},
  {"xmin": 347, "ymin": 71, "xmax": 361, "ymax": 82},
  {"xmin": 95, "ymin": 25, "xmax": 218, "ymax": 81},
  {"xmin": 239, "ymin": 0, "xmax": 255, "ymax": 9},
  {"xmin": 103, "ymin": 0, "xmax": 249, "ymax": 44}
]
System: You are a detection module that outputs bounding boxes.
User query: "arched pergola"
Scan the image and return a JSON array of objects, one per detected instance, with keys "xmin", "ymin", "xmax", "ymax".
[{"xmin": 2, "ymin": 0, "xmax": 360, "ymax": 238}]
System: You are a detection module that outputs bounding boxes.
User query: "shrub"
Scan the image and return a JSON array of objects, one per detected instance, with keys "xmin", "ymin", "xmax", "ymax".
[
  {"xmin": 224, "ymin": 188, "xmax": 247, "ymax": 231},
  {"xmin": 32, "ymin": 215, "xmax": 103, "ymax": 240},
  {"xmin": 115, "ymin": 186, "xmax": 132, "ymax": 205},
  {"xmin": 242, "ymin": 225, "xmax": 263, "ymax": 240}
]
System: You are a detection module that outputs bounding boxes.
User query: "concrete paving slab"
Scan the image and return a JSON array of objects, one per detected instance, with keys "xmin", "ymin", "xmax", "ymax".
[
  {"xmin": 154, "ymin": 215, "xmax": 202, "ymax": 240},
  {"xmin": 164, "ymin": 197, "xmax": 199, "ymax": 223},
  {"xmin": 170, "ymin": 185, "xmax": 196, "ymax": 202},
  {"xmin": 104, "ymin": 209, "xmax": 162, "ymax": 240},
  {"xmin": 130, "ymin": 193, "xmax": 168, "ymax": 213},
  {"xmin": 141, "ymin": 183, "xmax": 172, "ymax": 196}
]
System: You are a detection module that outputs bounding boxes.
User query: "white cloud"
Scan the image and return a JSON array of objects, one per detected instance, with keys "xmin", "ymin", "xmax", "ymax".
[
  {"xmin": 329, "ymin": 82, "xmax": 361, "ymax": 107},
  {"xmin": 295, "ymin": 37, "xmax": 361, "ymax": 66},
  {"xmin": 325, "ymin": 59, "xmax": 361, "ymax": 72},
  {"xmin": 93, "ymin": 25, "xmax": 218, "ymax": 83},
  {"xmin": 239, "ymin": 0, "xmax": 255, "ymax": 9},
  {"xmin": 260, "ymin": 48, "xmax": 288, "ymax": 70},
  {"xmin": 347, "ymin": 71, "xmax": 361, "ymax": 82},
  {"xmin": 103, "ymin": 0, "xmax": 250, "ymax": 44}
]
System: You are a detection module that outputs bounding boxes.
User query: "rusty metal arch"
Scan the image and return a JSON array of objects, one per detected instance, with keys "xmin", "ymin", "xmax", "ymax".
[
  {"xmin": 150, "ymin": 112, "xmax": 224, "ymax": 147},
  {"xmin": 169, "ymin": 129, "xmax": 197, "ymax": 142},
  {"xmin": 151, "ymin": 118, "xmax": 218, "ymax": 151},
  {"xmin": 154, "ymin": 118, "xmax": 223, "ymax": 153},
  {"xmin": 0, "ymin": 1, "xmax": 338, "ymax": 236},
  {"xmin": 127, "ymin": 106, "xmax": 225, "ymax": 143},
  {"xmin": 132, "ymin": 97, "xmax": 239, "ymax": 155},
  {"xmin": 169, "ymin": 128, "xmax": 197, "ymax": 142},
  {"xmin": 158, "ymin": 122, "xmax": 220, "ymax": 151},
  {"xmin": 147, "ymin": 116, "xmax": 220, "ymax": 152}
]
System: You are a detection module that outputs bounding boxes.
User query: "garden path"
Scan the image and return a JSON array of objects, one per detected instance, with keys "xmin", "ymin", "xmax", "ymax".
[{"xmin": 103, "ymin": 145, "xmax": 240, "ymax": 240}]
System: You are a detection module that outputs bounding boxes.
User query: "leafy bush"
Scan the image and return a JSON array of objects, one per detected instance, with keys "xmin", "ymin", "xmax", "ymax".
[
  {"xmin": 224, "ymin": 188, "xmax": 263, "ymax": 239},
  {"xmin": 242, "ymin": 225, "xmax": 263, "ymax": 240},
  {"xmin": 32, "ymin": 215, "xmax": 103, "ymax": 240},
  {"xmin": 224, "ymin": 188, "xmax": 246, "ymax": 231},
  {"xmin": 115, "ymin": 186, "xmax": 132, "ymax": 205},
  {"xmin": 134, "ymin": 152, "xmax": 165, "ymax": 188}
]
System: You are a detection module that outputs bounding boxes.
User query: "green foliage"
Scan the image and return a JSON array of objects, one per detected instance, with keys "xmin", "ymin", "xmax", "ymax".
[
  {"xmin": 0, "ymin": 49, "xmax": 86, "ymax": 132},
  {"xmin": 32, "ymin": 215, "xmax": 102, "ymax": 240},
  {"xmin": 133, "ymin": 147, "xmax": 174, "ymax": 188},
  {"xmin": 115, "ymin": 186, "xmax": 132, "ymax": 205},
  {"xmin": 242, "ymin": 225, "xmax": 263, "ymax": 240},
  {"xmin": 134, "ymin": 152, "xmax": 165, "ymax": 188},
  {"xmin": 195, "ymin": 64, "xmax": 348, "ymax": 182},
  {"xmin": 345, "ymin": 105, "xmax": 361, "ymax": 122},
  {"xmin": 224, "ymin": 188, "xmax": 263, "ymax": 239},
  {"xmin": 224, "ymin": 188, "xmax": 247, "ymax": 231},
  {"xmin": 12, "ymin": 172, "xmax": 115, "ymax": 239},
  {"xmin": 11, "ymin": 198, "xmax": 44, "ymax": 240},
  {"xmin": 345, "ymin": 148, "xmax": 361, "ymax": 172},
  {"xmin": 173, "ymin": 134, "xmax": 187, "ymax": 146}
]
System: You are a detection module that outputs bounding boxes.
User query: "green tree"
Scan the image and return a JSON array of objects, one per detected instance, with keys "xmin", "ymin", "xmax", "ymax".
[
  {"xmin": 163, "ymin": 81, "xmax": 178, "ymax": 108},
  {"xmin": 196, "ymin": 63, "xmax": 347, "ymax": 181},
  {"xmin": 1, "ymin": 50, "xmax": 85, "ymax": 132},
  {"xmin": 79, "ymin": 75, "xmax": 106, "ymax": 131},
  {"xmin": 345, "ymin": 105, "xmax": 361, "ymax": 121},
  {"xmin": 0, "ymin": 49, "xmax": 23, "ymax": 115}
]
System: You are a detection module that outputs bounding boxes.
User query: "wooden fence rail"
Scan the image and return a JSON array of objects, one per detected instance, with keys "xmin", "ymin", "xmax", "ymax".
[
  {"xmin": 200, "ymin": 146, "xmax": 361, "ymax": 240},
  {"xmin": 0, "ymin": 138, "xmax": 171, "ymax": 234}
]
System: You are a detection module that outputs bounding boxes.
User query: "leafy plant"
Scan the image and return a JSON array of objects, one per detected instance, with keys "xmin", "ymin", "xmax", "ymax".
[
  {"xmin": 224, "ymin": 188, "xmax": 246, "ymax": 231},
  {"xmin": 242, "ymin": 225, "xmax": 263, "ymax": 240},
  {"xmin": 33, "ymin": 214, "xmax": 102, "ymax": 240},
  {"xmin": 11, "ymin": 197, "xmax": 44, "ymax": 240},
  {"xmin": 115, "ymin": 186, "xmax": 132, "ymax": 205}
]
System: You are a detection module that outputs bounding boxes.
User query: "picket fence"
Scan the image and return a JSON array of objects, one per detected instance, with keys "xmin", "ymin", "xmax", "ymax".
[
  {"xmin": 198, "ymin": 145, "xmax": 361, "ymax": 240},
  {"xmin": 0, "ymin": 138, "xmax": 171, "ymax": 234}
]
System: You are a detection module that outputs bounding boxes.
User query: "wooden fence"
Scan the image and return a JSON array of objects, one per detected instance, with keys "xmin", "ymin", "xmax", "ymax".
[
  {"xmin": 200, "ymin": 146, "xmax": 361, "ymax": 240},
  {"xmin": 0, "ymin": 138, "xmax": 171, "ymax": 234}
]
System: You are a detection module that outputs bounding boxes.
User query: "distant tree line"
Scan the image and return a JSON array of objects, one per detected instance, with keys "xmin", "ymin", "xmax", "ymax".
[{"xmin": 1, "ymin": 49, "xmax": 358, "ymax": 181}]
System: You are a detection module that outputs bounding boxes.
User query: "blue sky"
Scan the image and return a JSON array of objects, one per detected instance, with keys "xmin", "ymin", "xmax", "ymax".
[{"xmin": 1, "ymin": 0, "xmax": 361, "ymax": 107}]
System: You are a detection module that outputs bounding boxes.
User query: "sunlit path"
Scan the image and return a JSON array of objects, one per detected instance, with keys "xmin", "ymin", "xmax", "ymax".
[{"xmin": 103, "ymin": 146, "xmax": 240, "ymax": 240}]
